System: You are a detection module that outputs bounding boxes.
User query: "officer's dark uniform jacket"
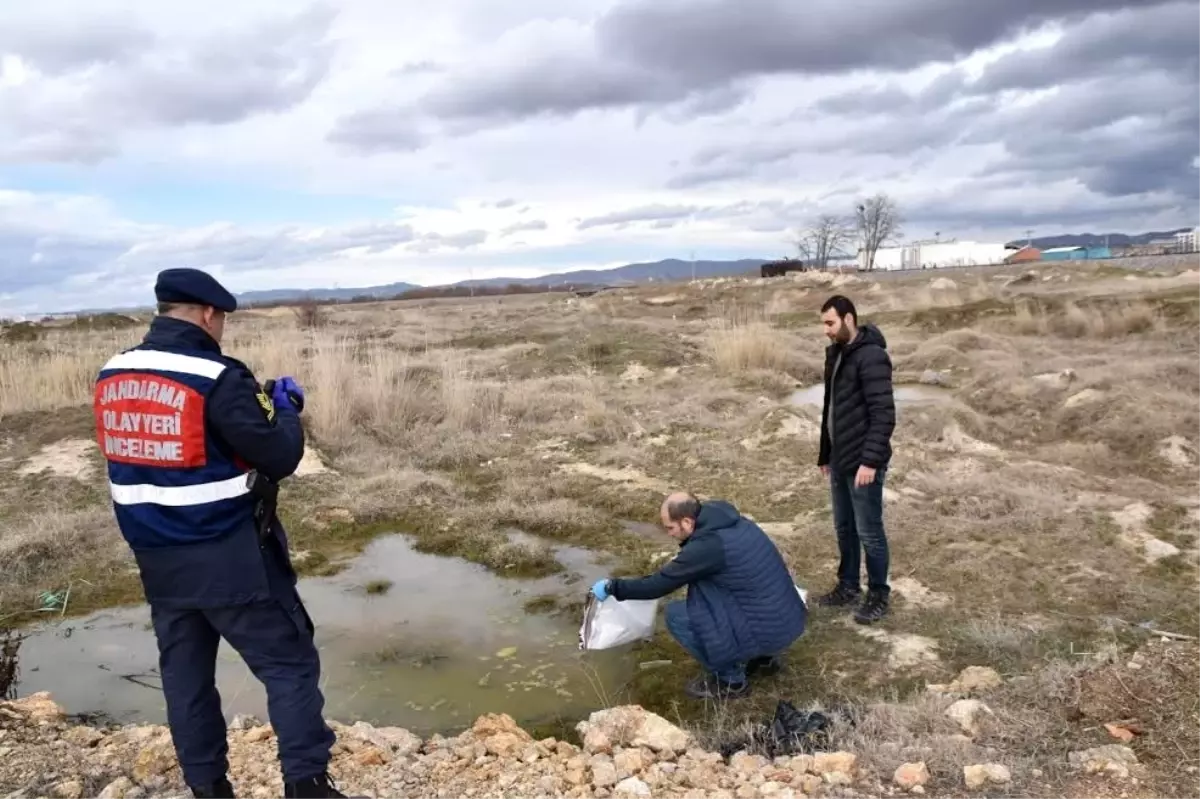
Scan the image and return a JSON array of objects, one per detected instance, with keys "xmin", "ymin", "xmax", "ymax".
[
  {"xmin": 610, "ymin": 501, "xmax": 807, "ymax": 670},
  {"xmin": 94, "ymin": 315, "xmax": 306, "ymax": 608}
]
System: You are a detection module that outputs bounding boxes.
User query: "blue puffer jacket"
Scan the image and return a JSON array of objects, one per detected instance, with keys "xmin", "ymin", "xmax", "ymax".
[{"xmin": 610, "ymin": 500, "xmax": 807, "ymax": 669}]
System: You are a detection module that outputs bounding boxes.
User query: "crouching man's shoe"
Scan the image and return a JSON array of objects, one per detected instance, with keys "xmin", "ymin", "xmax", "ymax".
[
  {"xmin": 190, "ymin": 777, "xmax": 235, "ymax": 799},
  {"xmin": 746, "ymin": 655, "xmax": 784, "ymax": 678},
  {"xmin": 684, "ymin": 674, "xmax": 751, "ymax": 700},
  {"xmin": 284, "ymin": 774, "xmax": 348, "ymax": 799}
]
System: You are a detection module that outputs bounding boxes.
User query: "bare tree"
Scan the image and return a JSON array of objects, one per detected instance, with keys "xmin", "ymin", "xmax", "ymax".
[
  {"xmin": 854, "ymin": 194, "xmax": 902, "ymax": 271},
  {"xmin": 794, "ymin": 214, "xmax": 854, "ymax": 270}
]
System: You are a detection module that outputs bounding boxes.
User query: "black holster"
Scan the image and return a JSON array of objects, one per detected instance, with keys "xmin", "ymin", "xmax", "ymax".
[{"xmin": 246, "ymin": 471, "xmax": 279, "ymax": 542}]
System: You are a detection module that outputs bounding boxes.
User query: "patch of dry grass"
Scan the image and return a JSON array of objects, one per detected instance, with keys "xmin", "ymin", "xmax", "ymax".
[{"xmin": 705, "ymin": 315, "xmax": 793, "ymax": 374}]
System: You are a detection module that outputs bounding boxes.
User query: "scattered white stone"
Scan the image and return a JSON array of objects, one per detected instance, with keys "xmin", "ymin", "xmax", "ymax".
[
  {"xmin": 1069, "ymin": 744, "xmax": 1139, "ymax": 780},
  {"xmin": 894, "ymin": 761, "xmax": 931, "ymax": 789},
  {"xmin": 1159, "ymin": 435, "xmax": 1198, "ymax": 468},
  {"xmin": 1064, "ymin": 388, "xmax": 1104, "ymax": 409},
  {"xmin": 963, "ymin": 763, "xmax": 1011, "ymax": 789},
  {"xmin": 1032, "ymin": 369, "xmax": 1076, "ymax": 389},
  {"xmin": 576, "ymin": 706, "xmax": 692, "ymax": 754},
  {"xmin": 930, "ymin": 278, "xmax": 957, "ymax": 291},
  {"xmin": 614, "ymin": 776, "xmax": 652, "ymax": 797},
  {"xmin": 1143, "ymin": 537, "xmax": 1181, "ymax": 562},
  {"xmin": 945, "ymin": 699, "xmax": 994, "ymax": 737},
  {"xmin": 620, "ymin": 362, "xmax": 653, "ymax": 383},
  {"xmin": 927, "ymin": 666, "xmax": 1002, "ymax": 696}
]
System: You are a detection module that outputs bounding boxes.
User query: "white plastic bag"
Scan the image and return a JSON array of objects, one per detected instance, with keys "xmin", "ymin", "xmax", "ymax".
[{"xmin": 578, "ymin": 595, "xmax": 659, "ymax": 650}]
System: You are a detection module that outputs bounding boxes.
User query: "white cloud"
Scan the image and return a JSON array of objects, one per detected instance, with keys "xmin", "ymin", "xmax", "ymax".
[{"xmin": 0, "ymin": 0, "xmax": 1196, "ymax": 315}]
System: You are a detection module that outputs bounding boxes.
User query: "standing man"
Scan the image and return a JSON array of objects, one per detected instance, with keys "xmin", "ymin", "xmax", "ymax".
[
  {"xmin": 92, "ymin": 268, "xmax": 342, "ymax": 799},
  {"xmin": 814, "ymin": 295, "xmax": 896, "ymax": 624}
]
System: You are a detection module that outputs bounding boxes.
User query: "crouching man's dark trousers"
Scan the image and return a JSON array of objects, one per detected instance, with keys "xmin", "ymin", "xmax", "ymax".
[{"xmin": 150, "ymin": 584, "xmax": 335, "ymax": 787}]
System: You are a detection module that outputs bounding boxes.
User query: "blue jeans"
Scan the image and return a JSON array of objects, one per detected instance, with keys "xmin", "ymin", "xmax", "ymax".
[
  {"xmin": 830, "ymin": 466, "xmax": 890, "ymax": 594},
  {"xmin": 665, "ymin": 600, "xmax": 749, "ymax": 684}
]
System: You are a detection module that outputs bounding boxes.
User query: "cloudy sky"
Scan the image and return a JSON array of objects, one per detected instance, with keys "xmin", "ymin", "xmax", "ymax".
[{"xmin": 1, "ymin": 0, "xmax": 1197, "ymax": 314}]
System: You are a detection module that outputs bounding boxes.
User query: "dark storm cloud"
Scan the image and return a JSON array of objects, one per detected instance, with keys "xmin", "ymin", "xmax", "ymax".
[
  {"xmin": 2, "ymin": 5, "xmax": 337, "ymax": 162},
  {"xmin": 666, "ymin": 140, "xmax": 798, "ymax": 188},
  {"xmin": 671, "ymin": 1, "xmax": 1199, "ymax": 200},
  {"xmin": 98, "ymin": 5, "xmax": 337, "ymax": 126},
  {"xmin": 340, "ymin": 0, "xmax": 1141, "ymax": 140}
]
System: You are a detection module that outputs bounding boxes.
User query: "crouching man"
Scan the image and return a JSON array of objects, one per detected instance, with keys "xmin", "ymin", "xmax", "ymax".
[{"xmin": 591, "ymin": 492, "xmax": 807, "ymax": 699}]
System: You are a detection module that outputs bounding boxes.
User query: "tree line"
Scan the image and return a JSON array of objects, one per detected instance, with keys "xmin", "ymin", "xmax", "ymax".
[{"xmin": 792, "ymin": 193, "xmax": 903, "ymax": 271}]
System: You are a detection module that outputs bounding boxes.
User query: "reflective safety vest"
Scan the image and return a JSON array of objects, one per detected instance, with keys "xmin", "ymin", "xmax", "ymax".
[{"xmin": 93, "ymin": 346, "xmax": 256, "ymax": 549}]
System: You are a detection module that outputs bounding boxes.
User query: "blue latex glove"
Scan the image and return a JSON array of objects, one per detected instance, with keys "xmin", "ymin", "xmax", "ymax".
[
  {"xmin": 591, "ymin": 579, "xmax": 611, "ymax": 602},
  {"xmin": 271, "ymin": 376, "xmax": 305, "ymax": 413}
]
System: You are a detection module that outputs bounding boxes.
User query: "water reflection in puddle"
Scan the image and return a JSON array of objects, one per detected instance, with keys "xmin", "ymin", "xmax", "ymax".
[
  {"xmin": 789, "ymin": 384, "xmax": 949, "ymax": 407},
  {"xmin": 15, "ymin": 535, "xmax": 635, "ymax": 735}
]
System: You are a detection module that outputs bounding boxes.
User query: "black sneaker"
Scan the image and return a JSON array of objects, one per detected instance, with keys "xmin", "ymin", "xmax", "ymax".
[
  {"xmin": 746, "ymin": 655, "xmax": 784, "ymax": 678},
  {"xmin": 284, "ymin": 774, "xmax": 347, "ymax": 799},
  {"xmin": 815, "ymin": 583, "xmax": 862, "ymax": 608},
  {"xmin": 191, "ymin": 778, "xmax": 235, "ymax": 799},
  {"xmin": 684, "ymin": 674, "xmax": 751, "ymax": 700},
  {"xmin": 853, "ymin": 589, "xmax": 890, "ymax": 624}
]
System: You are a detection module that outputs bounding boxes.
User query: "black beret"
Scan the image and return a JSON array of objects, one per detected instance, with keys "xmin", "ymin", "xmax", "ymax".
[{"xmin": 154, "ymin": 268, "xmax": 237, "ymax": 313}]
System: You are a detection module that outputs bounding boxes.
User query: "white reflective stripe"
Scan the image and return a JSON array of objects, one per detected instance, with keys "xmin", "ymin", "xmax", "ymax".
[
  {"xmin": 101, "ymin": 350, "xmax": 226, "ymax": 380},
  {"xmin": 110, "ymin": 474, "xmax": 249, "ymax": 507}
]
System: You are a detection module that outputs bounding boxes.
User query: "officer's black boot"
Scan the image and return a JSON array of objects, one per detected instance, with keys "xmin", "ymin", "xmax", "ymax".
[
  {"xmin": 283, "ymin": 773, "xmax": 347, "ymax": 799},
  {"xmin": 190, "ymin": 777, "xmax": 235, "ymax": 799}
]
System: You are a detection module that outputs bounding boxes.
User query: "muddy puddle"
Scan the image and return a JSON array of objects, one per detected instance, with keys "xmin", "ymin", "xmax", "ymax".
[
  {"xmin": 619, "ymin": 519, "xmax": 663, "ymax": 542},
  {"xmin": 789, "ymin": 384, "xmax": 949, "ymax": 407},
  {"xmin": 13, "ymin": 534, "xmax": 635, "ymax": 735}
]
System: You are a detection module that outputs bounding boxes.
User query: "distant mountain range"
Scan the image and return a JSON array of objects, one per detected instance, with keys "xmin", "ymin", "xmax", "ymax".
[
  {"xmin": 1005, "ymin": 228, "xmax": 1193, "ymax": 249},
  {"xmin": 235, "ymin": 258, "xmax": 768, "ymax": 305},
  {"xmin": 53, "ymin": 227, "xmax": 1197, "ymax": 314}
]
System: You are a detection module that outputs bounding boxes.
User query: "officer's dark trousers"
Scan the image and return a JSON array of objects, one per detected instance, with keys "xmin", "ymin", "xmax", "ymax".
[{"xmin": 148, "ymin": 541, "xmax": 335, "ymax": 787}]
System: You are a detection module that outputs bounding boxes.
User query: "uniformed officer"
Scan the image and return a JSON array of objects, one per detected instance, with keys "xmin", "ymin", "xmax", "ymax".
[{"xmin": 92, "ymin": 268, "xmax": 343, "ymax": 799}]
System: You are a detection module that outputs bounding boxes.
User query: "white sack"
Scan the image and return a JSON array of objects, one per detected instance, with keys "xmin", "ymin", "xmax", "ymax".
[{"xmin": 578, "ymin": 595, "xmax": 659, "ymax": 651}]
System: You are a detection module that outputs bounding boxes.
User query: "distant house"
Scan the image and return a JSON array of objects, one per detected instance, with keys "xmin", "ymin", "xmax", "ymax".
[
  {"xmin": 1004, "ymin": 246, "xmax": 1041, "ymax": 264},
  {"xmin": 1040, "ymin": 245, "xmax": 1111, "ymax": 261}
]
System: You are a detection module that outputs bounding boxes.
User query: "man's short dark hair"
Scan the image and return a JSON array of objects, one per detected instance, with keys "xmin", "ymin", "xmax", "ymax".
[
  {"xmin": 666, "ymin": 493, "xmax": 701, "ymax": 522},
  {"xmin": 821, "ymin": 294, "xmax": 857, "ymax": 322},
  {"xmin": 157, "ymin": 301, "xmax": 209, "ymax": 315}
]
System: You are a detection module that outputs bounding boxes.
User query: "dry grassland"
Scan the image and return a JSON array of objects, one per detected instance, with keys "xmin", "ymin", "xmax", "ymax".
[{"xmin": 2, "ymin": 257, "xmax": 1198, "ymax": 793}]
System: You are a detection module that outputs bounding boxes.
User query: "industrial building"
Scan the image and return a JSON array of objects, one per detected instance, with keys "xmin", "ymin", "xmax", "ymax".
[
  {"xmin": 1040, "ymin": 245, "xmax": 1112, "ymax": 261},
  {"xmin": 857, "ymin": 240, "xmax": 1010, "ymax": 271},
  {"xmin": 1004, "ymin": 246, "xmax": 1041, "ymax": 264},
  {"xmin": 1174, "ymin": 228, "xmax": 1198, "ymax": 252}
]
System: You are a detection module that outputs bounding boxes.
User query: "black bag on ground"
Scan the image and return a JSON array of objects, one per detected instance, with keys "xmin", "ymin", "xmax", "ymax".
[{"xmin": 719, "ymin": 700, "xmax": 834, "ymax": 759}]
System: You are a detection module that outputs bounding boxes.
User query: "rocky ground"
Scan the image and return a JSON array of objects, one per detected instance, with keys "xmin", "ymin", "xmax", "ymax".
[{"xmin": 3, "ymin": 639, "xmax": 1197, "ymax": 799}]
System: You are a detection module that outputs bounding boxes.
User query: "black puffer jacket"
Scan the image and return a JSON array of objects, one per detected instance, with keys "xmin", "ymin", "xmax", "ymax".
[{"xmin": 817, "ymin": 323, "xmax": 896, "ymax": 474}]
